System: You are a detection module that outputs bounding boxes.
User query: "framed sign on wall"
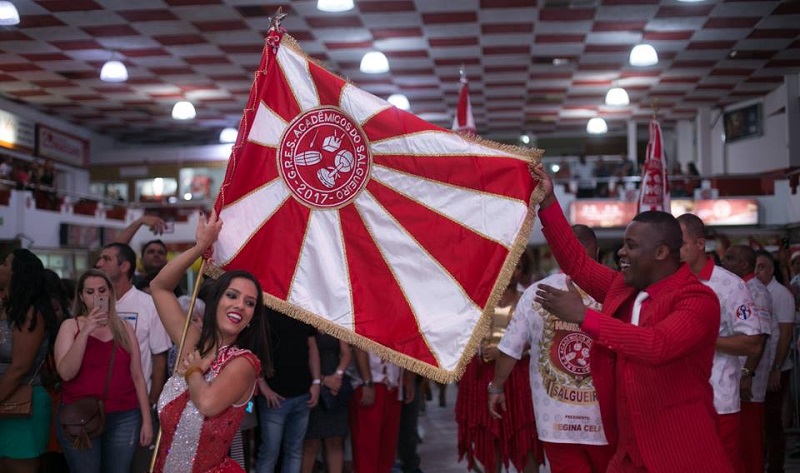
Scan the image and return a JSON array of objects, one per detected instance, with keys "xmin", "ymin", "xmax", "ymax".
[{"xmin": 723, "ymin": 103, "xmax": 762, "ymax": 143}]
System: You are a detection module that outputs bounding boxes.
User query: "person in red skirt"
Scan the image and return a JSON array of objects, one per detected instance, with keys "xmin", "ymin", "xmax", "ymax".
[{"xmin": 455, "ymin": 252, "xmax": 542, "ymax": 473}]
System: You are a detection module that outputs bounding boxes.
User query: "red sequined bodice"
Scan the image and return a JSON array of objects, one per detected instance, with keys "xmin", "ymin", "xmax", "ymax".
[{"xmin": 154, "ymin": 346, "xmax": 261, "ymax": 473}]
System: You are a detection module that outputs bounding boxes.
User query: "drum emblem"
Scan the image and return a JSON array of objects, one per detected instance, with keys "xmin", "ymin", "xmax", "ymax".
[{"xmin": 278, "ymin": 106, "xmax": 371, "ymax": 209}]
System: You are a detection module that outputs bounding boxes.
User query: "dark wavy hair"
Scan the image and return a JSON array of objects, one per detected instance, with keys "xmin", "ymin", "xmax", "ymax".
[
  {"xmin": 5, "ymin": 249, "xmax": 58, "ymax": 341},
  {"xmin": 197, "ymin": 270, "xmax": 272, "ymax": 377}
]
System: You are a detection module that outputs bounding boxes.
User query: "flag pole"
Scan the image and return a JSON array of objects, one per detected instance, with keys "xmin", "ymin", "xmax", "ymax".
[{"xmin": 148, "ymin": 259, "xmax": 208, "ymax": 473}]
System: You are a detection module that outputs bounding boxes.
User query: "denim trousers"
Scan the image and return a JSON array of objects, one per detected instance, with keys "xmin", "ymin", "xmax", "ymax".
[
  {"xmin": 56, "ymin": 407, "xmax": 141, "ymax": 473},
  {"xmin": 255, "ymin": 393, "xmax": 311, "ymax": 473}
]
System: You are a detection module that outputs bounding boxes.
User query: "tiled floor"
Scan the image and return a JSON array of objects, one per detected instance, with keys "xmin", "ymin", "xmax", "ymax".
[{"xmin": 415, "ymin": 384, "xmax": 800, "ymax": 473}]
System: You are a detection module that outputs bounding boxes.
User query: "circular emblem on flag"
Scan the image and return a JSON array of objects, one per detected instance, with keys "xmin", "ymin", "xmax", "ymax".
[
  {"xmin": 556, "ymin": 333, "xmax": 592, "ymax": 376},
  {"xmin": 278, "ymin": 106, "xmax": 372, "ymax": 209}
]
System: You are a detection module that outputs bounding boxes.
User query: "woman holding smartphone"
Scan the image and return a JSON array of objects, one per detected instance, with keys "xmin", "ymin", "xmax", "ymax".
[
  {"xmin": 149, "ymin": 211, "xmax": 270, "ymax": 473},
  {"xmin": 53, "ymin": 269, "xmax": 152, "ymax": 473}
]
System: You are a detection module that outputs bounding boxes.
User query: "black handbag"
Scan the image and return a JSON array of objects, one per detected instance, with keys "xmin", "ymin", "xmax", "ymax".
[{"xmin": 320, "ymin": 375, "xmax": 354, "ymax": 410}]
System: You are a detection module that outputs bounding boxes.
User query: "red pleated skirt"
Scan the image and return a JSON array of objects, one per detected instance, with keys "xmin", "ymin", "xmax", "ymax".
[{"xmin": 455, "ymin": 355, "xmax": 542, "ymax": 473}]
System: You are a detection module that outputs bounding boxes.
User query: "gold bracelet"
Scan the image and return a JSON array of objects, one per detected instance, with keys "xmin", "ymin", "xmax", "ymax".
[{"xmin": 184, "ymin": 366, "xmax": 203, "ymax": 383}]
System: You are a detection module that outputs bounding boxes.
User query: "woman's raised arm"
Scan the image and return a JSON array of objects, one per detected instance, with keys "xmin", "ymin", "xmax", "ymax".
[{"xmin": 151, "ymin": 211, "xmax": 222, "ymax": 346}]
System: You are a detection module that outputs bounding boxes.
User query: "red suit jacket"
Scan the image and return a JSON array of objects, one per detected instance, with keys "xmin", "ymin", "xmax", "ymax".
[{"xmin": 540, "ymin": 204, "xmax": 732, "ymax": 473}]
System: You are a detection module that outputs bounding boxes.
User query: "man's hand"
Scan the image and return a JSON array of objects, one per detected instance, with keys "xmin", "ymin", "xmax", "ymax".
[
  {"xmin": 488, "ymin": 392, "xmax": 505, "ymax": 419},
  {"xmin": 768, "ymin": 369, "xmax": 782, "ymax": 392},
  {"xmin": 535, "ymin": 278, "xmax": 587, "ymax": 324},
  {"xmin": 530, "ymin": 164, "xmax": 556, "ymax": 209},
  {"xmin": 308, "ymin": 382, "xmax": 320, "ymax": 407},
  {"xmin": 359, "ymin": 385, "xmax": 376, "ymax": 407},
  {"xmin": 740, "ymin": 376, "xmax": 753, "ymax": 402},
  {"xmin": 140, "ymin": 215, "xmax": 167, "ymax": 235}
]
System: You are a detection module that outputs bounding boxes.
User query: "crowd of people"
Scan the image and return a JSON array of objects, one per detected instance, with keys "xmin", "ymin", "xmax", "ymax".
[
  {"xmin": 0, "ymin": 156, "xmax": 59, "ymax": 209},
  {"xmin": 1, "ymin": 163, "xmax": 799, "ymax": 473}
]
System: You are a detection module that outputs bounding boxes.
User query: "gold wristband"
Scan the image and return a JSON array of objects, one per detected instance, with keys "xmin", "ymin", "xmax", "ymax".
[{"xmin": 184, "ymin": 366, "xmax": 204, "ymax": 383}]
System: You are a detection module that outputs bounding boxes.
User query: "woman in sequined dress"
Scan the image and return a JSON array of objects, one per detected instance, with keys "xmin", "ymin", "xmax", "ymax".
[
  {"xmin": 455, "ymin": 252, "xmax": 541, "ymax": 473},
  {"xmin": 150, "ymin": 211, "xmax": 271, "ymax": 473}
]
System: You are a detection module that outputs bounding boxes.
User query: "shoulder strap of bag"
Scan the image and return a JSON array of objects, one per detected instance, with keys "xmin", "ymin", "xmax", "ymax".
[{"xmin": 102, "ymin": 340, "xmax": 117, "ymax": 401}]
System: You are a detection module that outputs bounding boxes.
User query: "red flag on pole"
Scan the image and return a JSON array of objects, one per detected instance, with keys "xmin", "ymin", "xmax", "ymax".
[
  {"xmin": 208, "ymin": 30, "xmax": 542, "ymax": 382},
  {"xmin": 637, "ymin": 119, "xmax": 670, "ymax": 213},
  {"xmin": 452, "ymin": 68, "xmax": 476, "ymax": 135}
]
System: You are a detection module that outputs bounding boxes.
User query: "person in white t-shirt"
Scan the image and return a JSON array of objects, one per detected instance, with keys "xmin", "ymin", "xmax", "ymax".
[
  {"xmin": 754, "ymin": 250, "xmax": 795, "ymax": 473},
  {"xmin": 721, "ymin": 245, "xmax": 776, "ymax": 473},
  {"xmin": 677, "ymin": 214, "xmax": 763, "ymax": 473},
  {"xmin": 489, "ymin": 225, "xmax": 614, "ymax": 473},
  {"xmin": 96, "ymin": 242, "xmax": 173, "ymax": 473}
]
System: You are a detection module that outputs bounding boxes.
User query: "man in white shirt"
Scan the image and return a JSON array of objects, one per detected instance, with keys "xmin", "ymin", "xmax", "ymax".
[
  {"xmin": 571, "ymin": 155, "xmax": 596, "ymax": 198},
  {"xmin": 721, "ymin": 245, "xmax": 776, "ymax": 473},
  {"xmin": 96, "ymin": 242, "xmax": 172, "ymax": 473},
  {"xmin": 754, "ymin": 250, "xmax": 795, "ymax": 473},
  {"xmin": 677, "ymin": 214, "xmax": 763, "ymax": 473},
  {"xmin": 489, "ymin": 225, "xmax": 614, "ymax": 473}
]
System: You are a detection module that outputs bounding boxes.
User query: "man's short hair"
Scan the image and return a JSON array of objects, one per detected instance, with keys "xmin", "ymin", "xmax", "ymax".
[
  {"xmin": 676, "ymin": 213, "xmax": 705, "ymax": 239},
  {"xmin": 142, "ymin": 239, "xmax": 167, "ymax": 254},
  {"xmin": 732, "ymin": 244, "xmax": 757, "ymax": 272},
  {"xmin": 104, "ymin": 242, "xmax": 137, "ymax": 280},
  {"xmin": 633, "ymin": 211, "xmax": 682, "ymax": 258}
]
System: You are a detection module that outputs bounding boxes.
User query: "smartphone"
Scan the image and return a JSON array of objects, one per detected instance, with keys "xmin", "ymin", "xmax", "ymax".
[{"xmin": 94, "ymin": 294, "xmax": 109, "ymax": 314}]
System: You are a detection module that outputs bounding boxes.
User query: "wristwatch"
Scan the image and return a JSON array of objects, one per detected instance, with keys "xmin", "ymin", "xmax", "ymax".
[
  {"xmin": 487, "ymin": 382, "xmax": 504, "ymax": 395},
  {"xmin": 335, "ymin": 369, "xmax": 344, "ymax": 376},
  {"xmin": 741, "ymin": 367, "xmax": 754, "ymax": 378},
  {"xmin": 312, "ymin": 378, "xmax": 321, "ymax": 385}
]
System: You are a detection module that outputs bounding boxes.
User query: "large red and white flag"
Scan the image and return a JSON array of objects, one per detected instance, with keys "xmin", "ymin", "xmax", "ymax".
[
  {"xmin": 209, "ymin": 30, "xmax": 542, "ymax": 382},
  {"xmin": 637, "ymin": 119, "xmax": 670, "ymax": 213},
  {"xmin": 452, "ymin": 71, "xmax": 476, "ymax": 135}
]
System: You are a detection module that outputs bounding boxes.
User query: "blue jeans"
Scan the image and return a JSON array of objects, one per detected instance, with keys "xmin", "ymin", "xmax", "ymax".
[
  {"xmin": 256, "ymin": 393, "xmax": 311, "ymax": 473},
  {"xmin": 56, "ymin": 407, "xmax": 141, "ymax": 473}
]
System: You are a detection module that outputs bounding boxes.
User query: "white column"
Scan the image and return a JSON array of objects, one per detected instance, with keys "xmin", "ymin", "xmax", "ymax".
[
  {"xmin": 675, "ymin": 119, "xmax": 695, "ymax": 169},
  {"xmin": 695, "ymin": 107, "xmax": 712, "ymax": 175},
  {"xmin": 627, "ymin": 120, "xmax": 637, "ymax": 171},
  {"xmin": 786, "ymin": 74, "xmax": 800, "ymax": 167}
]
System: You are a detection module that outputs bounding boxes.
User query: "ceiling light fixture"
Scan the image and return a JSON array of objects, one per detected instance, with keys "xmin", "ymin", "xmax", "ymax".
[
  {"xmin": 587, "ymin": 117, "xmax": 608, "ymax": 135},
  {"xmin": 100, "ymin": 56, "xmax": 128, "ymax": 82},
  {"xmin": 605, "ymin": 87, "xmax": 630, "ymax": 106},
  {"xmin": 520, "ymin": 134, "xmax": 531, "ymax": 144},
  {"xmin": 387, "ymin": 93, "xmax": 410, "ymax": 110},
  {"xmin": 219, "ymin": 127, "xmax": 238, "ymax": 143},
  {"xmin": 360, "ymin": 51, "xmax": 389, "ymax": 74},
  {"xmin": 316, "ymin": 0, "xmax": 354, "ymax": 12},
  {"xmin": 629, "ymin": 44, "xmax": 658, "ymax": 67},
  {"xmin": 172, "ymin": 101, "xmax": 196, "ymax": 120},
  {"xmin": 0, "ymin": 1, "xmax": 20, "ymax": 26}
]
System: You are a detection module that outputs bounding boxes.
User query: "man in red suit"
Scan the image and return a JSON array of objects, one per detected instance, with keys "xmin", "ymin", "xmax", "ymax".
[{"xmin": 530, "ymin": 165, "xmax": 733, "ymax": 473}]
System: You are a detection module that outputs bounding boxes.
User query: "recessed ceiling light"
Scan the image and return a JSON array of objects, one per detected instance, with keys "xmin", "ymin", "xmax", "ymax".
[
  {"xmin": 317, "ymin": 0, "xmax": 354, "ymax": 12},
  {"xmin": 100, "ymin": 59, "xmax": 128, "ymax": 82},
  {"xmin": 520, "ymin": 134, "xmax": 530, "ymax": 144},
  {"xmin": 629, "ymin": 44, "xmax": 658, "ymax": 67},
  {"xmin": 0, "ymin": 1, "xmax": 20, "ymax": 26},
  {"xmin": 587, "ymin": 117, "xmax": 608, "ymax": 134},
  {"xmin": 387, "ymin": 94, "xmax": 410, "ymax": 110},
  {"xmin": 219, "ymin": 127, "xmax": 238, "ymax": 143},
  {"xmin": 172, "ymin": 101, "xmax": 196, "ymax": 120},
  {"xmin": 360, "ymin": 51, "xmax": 389, "ymax": 74},
  {"xmin": 605, "ymin": 87, "xmax": 630, "ymax": 106}
]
